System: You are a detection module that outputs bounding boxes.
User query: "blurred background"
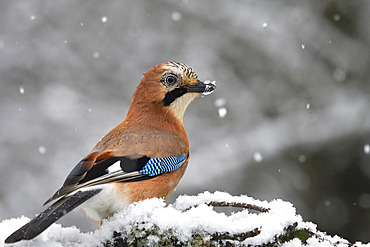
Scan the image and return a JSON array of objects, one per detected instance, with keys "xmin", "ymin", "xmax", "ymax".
[{"xmin": 0, "ymin": 0, "xmax": 369, "ymax": 243}]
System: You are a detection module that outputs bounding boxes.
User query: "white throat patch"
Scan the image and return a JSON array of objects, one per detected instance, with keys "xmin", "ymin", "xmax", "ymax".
[{"xmin": 168, "ymin": 93, "xmax": 199, "ymax": 123}]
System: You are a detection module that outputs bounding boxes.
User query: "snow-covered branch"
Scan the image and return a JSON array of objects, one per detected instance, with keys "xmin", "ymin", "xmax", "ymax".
[{"xmin": 0, "ymin": 192, "xmax": 368, "ymax": 247}]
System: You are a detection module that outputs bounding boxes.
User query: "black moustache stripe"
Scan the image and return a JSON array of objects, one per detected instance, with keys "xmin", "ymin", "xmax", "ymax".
[{"xmin": 163, "ymin": 87, "xmax": 189, "ymax": 106}]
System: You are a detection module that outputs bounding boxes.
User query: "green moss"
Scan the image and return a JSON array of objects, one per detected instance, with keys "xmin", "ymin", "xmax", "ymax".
[
  {"xmin": 293, "ymin": 229, "xmax": 310, "ymax": 243},
  {"xmin": 276, "ymin": 225, "xmax": 312, "ymax": 245}
]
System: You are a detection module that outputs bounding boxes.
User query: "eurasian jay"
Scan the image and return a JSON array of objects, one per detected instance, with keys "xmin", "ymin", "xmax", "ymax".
[{"xmin": 5, "ymin": 61, "xmax": 216, "ymax": 243}]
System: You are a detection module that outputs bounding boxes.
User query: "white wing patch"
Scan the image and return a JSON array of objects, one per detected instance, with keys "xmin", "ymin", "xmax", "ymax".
[{"xmin": 107, "ymin": 160, "xmax": 121, "ymax": 173}]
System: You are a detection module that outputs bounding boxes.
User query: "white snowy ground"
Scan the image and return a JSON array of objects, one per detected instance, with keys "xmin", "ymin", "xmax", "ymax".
[{"xmin": 0, "ymin": 192, "xmax": 368, "ymax": 247}]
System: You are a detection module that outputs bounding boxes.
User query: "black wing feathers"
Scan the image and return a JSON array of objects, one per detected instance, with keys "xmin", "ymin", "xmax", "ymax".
[
  {"xmin": 63, "ymin": 158, "xmax": 93, "ymax": 186},
  {"xmin": 44, "ymin": 154, "xmax": 151, "ymax": 205},
  {"xmin": 79, "ymin": 157, "xmax": 118, "ymax": 184},
  {"xmin": 5, "ymin": 189, "xmax": 101, "ymax": 244},
  {"xmin": 79, "ymin": 156, "xmax": 150, "ymax": 184},
  {"xmin": 120, "ymin": 156, "xmax": 150, "ymax": 172}
]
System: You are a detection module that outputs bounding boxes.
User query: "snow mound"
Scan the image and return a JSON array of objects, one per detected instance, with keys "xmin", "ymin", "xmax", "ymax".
[{"xmin": 0, "ymin": 192, "xmax": 368, "ymax": 246}]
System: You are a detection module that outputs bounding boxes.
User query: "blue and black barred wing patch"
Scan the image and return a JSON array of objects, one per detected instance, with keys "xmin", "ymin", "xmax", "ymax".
[{"xmin": 139, "ymin": 154, "xmax": 187, "ymax": 176}]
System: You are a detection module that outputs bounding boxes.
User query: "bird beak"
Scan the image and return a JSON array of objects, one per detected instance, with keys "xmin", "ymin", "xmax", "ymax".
[{"xmin": 184, "ymin": 80, "xmax": 217, "ymax": 95}]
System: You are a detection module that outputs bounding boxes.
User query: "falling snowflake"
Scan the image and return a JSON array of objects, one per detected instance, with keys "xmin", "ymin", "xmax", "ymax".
[
  {"xmin": 253, "ymin": 152, "xmax": 263, "ymax": 162},
  {"xmin": 364, "ymin": 144, "xmax": 370, "ymax": 154},
  {"xmin": 298, "ymin": 155, "xmax": 306, "ymax": 163},
  {"xmin": 38, "ymin": 146, "xmax": 46, "ymax": 154},
  {"xmin": 333, "ymin": 14, "xmax": 340, "ymax": 21},
  {"xmin": 333, "ymin": 68, "xmax": 347, "ymax": 82},
  {"xmin": 93, "ymin": 52, "xmax": 100, "ymax": 59},
  {"xmin": 218, "ymin": 107, "xmax": 227, "ymax": 118},
  {"xmin": 171, "ymin": 12, "xmax": 182, "ymax": 21},
  {"xmin": 214, "ymin": 98, "xmax": 226, "ymax": 108}
]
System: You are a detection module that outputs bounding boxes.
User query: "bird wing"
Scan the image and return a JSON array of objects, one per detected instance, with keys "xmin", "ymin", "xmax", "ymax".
[
  {"xmin": 44, "ymin": 151, "xmax": 187, "ymax": 205},
  {"xmin": 6, "ymin": 152, "xmax": 187, "ymax": 243}
]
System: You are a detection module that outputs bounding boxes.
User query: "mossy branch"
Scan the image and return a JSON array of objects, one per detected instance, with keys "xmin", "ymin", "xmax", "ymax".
[
  {"xmin": 99, "ymin": 192, "xmax": 361, "ymax": 247},
  {"xmin": 103, "ymin": 222, "xmax": 314, "ymax": 247}
]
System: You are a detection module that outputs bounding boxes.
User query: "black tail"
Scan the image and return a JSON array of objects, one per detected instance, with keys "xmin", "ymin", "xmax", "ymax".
[{"xmin": 5, "ymin": 189, "xmax": 101, "ymax": 244}]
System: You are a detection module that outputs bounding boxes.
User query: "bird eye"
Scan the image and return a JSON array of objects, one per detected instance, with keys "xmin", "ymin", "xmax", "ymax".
[{"xmin": 165, "ymin": 75, "xmax": 177, "ymax": 85}]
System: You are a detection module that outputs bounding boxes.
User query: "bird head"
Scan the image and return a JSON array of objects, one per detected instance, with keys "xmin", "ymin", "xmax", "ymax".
[{"xmin": 131, "ymin": 62, "xmax": 216, "ymax": 123}]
